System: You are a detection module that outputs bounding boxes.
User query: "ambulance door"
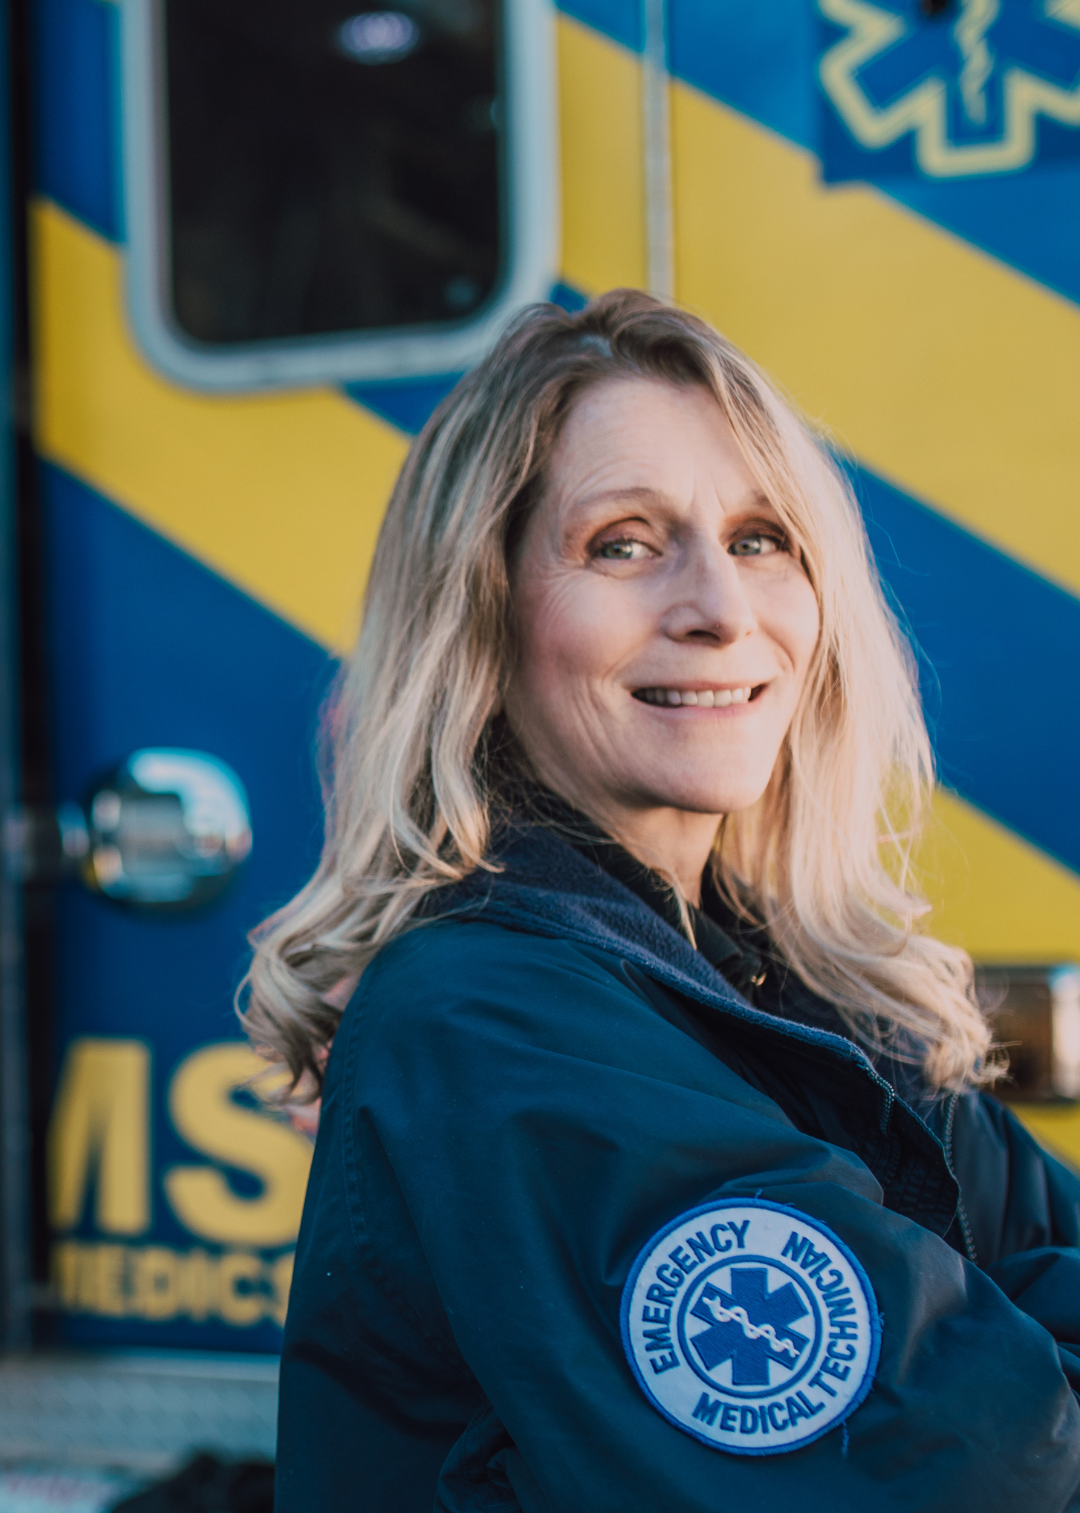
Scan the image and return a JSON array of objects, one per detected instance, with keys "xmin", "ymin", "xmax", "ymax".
[{"xmin": 25, "ymin": 0, "xmax": 556, "ymax": 1357}]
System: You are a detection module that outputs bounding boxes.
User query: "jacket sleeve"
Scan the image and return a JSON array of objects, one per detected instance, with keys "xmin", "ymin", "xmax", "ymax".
[
  {"xmin": 950, "ymin": 1091, "xmax": 1080, "ymax": 1392},
  {"xmin": 352, "ymin": 923, "xmax": 1080, "ymax": 1513}
]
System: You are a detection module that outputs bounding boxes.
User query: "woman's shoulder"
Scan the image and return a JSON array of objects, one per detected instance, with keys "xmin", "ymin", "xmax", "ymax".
[
  {"xmin": 346, "ymin": 917, "xmax": 645, "ymax": 1047},
  {"xmin": 367, "ymin": 915, "xmax": 620, "ymax": 995},
  {"xmin": 334, "ymin": 915, "xmax": 737, "ymax": 1103}
]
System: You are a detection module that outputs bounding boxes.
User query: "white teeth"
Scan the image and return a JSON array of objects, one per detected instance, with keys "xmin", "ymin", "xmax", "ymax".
[{"xmin": 638, "ymin": 686, "xmax": 756, "ymax": 706}]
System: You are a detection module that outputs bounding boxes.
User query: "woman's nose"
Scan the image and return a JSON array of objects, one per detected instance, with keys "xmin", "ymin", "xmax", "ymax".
[{"xmin": 660, "ymin": 540, "xmax": 757, "ymax": 646}]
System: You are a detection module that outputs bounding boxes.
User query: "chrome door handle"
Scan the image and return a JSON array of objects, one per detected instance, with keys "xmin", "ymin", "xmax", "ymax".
[{"xmin": 5, "ymin": 749, "xmax": 252, "ymax": 910}]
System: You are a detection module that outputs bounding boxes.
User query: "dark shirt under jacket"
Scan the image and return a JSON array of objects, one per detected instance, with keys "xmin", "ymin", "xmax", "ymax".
[{"xmin": 277, "ymin": 816, "xmax": 1080, "ymax": 1513}]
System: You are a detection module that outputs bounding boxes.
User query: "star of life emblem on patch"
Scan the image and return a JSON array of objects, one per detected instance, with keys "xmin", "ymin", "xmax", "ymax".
[{"xmin": 621, "ymin": 1199, "xmax": 880, "ymax": 1455}]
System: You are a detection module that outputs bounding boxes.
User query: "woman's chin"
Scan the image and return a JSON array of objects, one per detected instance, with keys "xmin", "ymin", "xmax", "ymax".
[{"xmin": 624, "ymin": 774, "xmax": 771, "ymax": 818}]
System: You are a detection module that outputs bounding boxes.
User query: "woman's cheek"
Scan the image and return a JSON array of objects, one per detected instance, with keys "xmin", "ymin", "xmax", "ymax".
[
  {"xmin": 758, "ymin": 573, "xmax": 820, "ymax": 674},
  {"xmin": 546, "ymin": 585, "xmax": 638, "ymax": 680},
  {"xmin": 795, "ymin": 588, "xmax": 822, "ymax": 671}
]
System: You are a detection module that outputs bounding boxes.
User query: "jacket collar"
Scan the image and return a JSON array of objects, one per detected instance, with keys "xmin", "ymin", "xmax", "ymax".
[{"xmin": 434, "ymin": 818, "xmax": 888, "ymax": 1081}]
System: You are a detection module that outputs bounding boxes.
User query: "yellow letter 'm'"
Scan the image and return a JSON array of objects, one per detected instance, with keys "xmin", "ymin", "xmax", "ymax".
[
  {"xmin": 47, "ymin": 1038, "xmax": 151, "ymax": 1235},
  {"xmin": 164, "ymin": 1042, "xmax": 312, "ymax": 1248}
]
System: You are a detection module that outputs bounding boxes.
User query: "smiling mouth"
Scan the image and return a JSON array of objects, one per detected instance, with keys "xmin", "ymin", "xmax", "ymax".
[{"xmin": 633, "ymin": 685, "xmax": 764, "ymax": 708}]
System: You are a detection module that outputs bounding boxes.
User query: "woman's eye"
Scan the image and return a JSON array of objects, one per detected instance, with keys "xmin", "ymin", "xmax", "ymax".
[
  {"xmin": 731, "ymin": 532, "xmax": 784, "ymax": 558},
  {"xmin": 595, "ymin": 537, "xmax": 652, "ymax": 562}
]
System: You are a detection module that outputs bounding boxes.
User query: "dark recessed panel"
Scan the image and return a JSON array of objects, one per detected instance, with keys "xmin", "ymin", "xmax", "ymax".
[{"xmin": 163, "ymin": 0, "xmax": 502, "ymax": 345}]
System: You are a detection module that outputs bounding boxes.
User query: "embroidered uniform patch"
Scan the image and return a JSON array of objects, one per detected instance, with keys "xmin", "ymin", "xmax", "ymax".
[{"xmin": 621, "ymin": 1198, "xmax": 880, "ymax": 1456}]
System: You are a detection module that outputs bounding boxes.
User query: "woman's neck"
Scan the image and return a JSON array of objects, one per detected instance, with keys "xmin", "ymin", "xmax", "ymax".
[
  {"xmin": 534, "ymin": 781, "xmax": 721, "ymax": 905},
  {"xmin": 607, "ymin": 809, "xmax": 722, "ymax": 906}
]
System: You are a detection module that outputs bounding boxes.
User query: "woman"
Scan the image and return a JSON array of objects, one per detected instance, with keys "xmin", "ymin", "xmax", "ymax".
[{"xmin": 244, "ymin": 292, "xmax": 1080, "ymax": 1510}]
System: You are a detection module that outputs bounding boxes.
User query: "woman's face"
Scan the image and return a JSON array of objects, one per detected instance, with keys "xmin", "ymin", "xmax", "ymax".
[{"xmin": 506, "ymin": 377, "xmax": 820, "ymax": 829}]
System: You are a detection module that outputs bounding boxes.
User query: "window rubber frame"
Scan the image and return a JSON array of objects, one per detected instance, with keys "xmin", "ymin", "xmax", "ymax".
[{"xmin": 119, "ymin": 0, "xmax": 560, "ymax": 392}]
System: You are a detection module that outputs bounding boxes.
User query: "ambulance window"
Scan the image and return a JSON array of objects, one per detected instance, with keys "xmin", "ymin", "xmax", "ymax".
[
  {"xmin": 121, "ymin": 0, "xmax": 556, "ymax": 387},
  {"xmin": 165, "ymin": 0, "xmax": 500, "ymax": 344}
]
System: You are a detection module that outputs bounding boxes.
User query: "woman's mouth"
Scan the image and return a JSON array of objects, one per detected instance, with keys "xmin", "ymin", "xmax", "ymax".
[{"xmin": 633, "ymin": 685, "xmax": 763, "ymax": 708}]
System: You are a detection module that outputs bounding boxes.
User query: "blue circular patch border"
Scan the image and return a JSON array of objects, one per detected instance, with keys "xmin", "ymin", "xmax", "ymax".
[{"xmin": 619, "ymin": 1197, "xmax": 882, "ymax": 1457}]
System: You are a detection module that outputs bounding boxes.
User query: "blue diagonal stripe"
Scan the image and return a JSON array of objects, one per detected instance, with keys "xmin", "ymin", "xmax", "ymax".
[
  {"xmin": 856, "ymin": 465, "xmax": 1080, "ymax": 875},
  {"xmin": 34, "ymin": 0, "xmax": 122, "ymax": 241}
]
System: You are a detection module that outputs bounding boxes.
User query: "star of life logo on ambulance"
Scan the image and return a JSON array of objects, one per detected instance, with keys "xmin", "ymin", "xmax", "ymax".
[
  {"xmin": 818, "ymin": 0, "xmax": 1080, "ymax": 180},
  {"xmin": 621, "ymin": 1199, "xmax": 880, "ymax": 1456}
]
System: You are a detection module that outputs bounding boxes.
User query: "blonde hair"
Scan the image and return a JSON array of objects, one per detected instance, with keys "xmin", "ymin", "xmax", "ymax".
[{"xmin": 241, "ymin": 290, "xmax": 994, "ymax": 1094}]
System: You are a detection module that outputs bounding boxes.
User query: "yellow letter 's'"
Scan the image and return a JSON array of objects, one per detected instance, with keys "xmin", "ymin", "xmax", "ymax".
[{"xmin": 164, "ymin": 1042, "xmax": 312, "ymax": 1247}]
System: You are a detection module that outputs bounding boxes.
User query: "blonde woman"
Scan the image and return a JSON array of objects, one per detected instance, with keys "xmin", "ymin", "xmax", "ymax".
[{"xmin": 246, "ymin": 292, "xmax": 1080, "ymax": 1510}]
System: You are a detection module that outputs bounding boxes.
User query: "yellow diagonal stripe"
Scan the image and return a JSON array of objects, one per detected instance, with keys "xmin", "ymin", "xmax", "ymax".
[
  {"xmin": 31, "ymin": 198, "xmax": 409, "ymax": 651},
  {"xmin": 671, "ymin": 85, "xmax": 1080, "ymax": 599},
  {"xmin": 922, "ymin": 789, "xmax": 1080, "ymax": 962},
  {"xmin": 1008, "ymin": 1102, "xmax": 1080, "ymax": 1174},
  {"xmin": 558, "ymin": 15, "xmax": 647, "ymax": 295},
  {"xmin": 917, "ymin": 790, "xmax": 1080, "ymax": 1162}
]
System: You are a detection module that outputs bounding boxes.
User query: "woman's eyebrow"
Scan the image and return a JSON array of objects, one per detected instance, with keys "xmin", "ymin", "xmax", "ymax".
[
  {"xmin": 574, "ymin": 484, "xmax": 668, "ymax": 513},
  {"xmin": 576, "ymin": 484, "xmax": 777, "ymax": 517},
  {"xmin": 726, "ymin": 489, "xmax": 777, "ymax": 517}
]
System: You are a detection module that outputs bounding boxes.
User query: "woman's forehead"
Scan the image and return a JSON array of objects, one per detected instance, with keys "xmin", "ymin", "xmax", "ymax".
[
  {"xmin": 558, "ymin": 374, "xmax": 722, "ymax": 447},
  {"xmin": 545, "ymin": 376, "xmax": 766, "ymax": 519}
]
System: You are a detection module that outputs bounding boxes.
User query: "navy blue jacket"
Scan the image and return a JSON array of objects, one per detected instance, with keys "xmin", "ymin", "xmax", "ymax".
[{"xmin": 277, "ymin": 823, "xmax": 1080, "ymax": 1510}]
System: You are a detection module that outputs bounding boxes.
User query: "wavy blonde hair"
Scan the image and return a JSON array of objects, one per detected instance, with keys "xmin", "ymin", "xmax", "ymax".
[{"xmin": 241, "ymin": 290, "xmax": 995, "ymax": 1094}]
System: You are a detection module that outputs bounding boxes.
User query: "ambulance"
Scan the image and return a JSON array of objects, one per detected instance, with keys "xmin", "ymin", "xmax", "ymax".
[{"xmin": 0, "ymin": 0, "xmax": 1078, "ymax": 1463}]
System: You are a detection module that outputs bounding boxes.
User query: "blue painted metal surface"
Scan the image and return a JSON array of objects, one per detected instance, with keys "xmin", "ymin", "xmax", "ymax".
[
  {"xmin": 33, "ymin": 0, "xmax": 120, "ymax": 240},
  {"xmin": 41, "ymin": 465, "xmax": 331, "ymax": 1350},
  {"xmin": 0, "ymin": 0, "xmax": 32, "ymax": 1349}
]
